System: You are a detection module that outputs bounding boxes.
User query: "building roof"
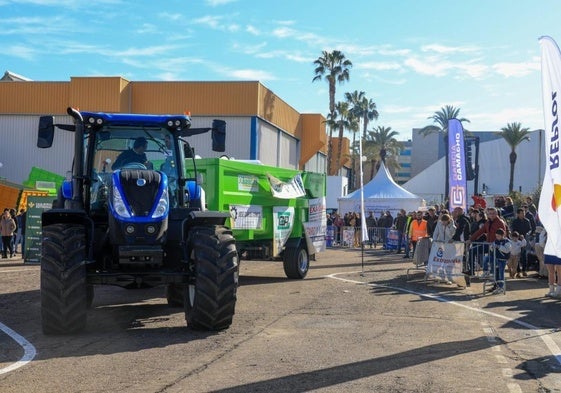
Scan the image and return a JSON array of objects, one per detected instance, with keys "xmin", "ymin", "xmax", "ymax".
[{"xmin": 1, "ymin": 70, "xmax": 32, "ymax": 82}]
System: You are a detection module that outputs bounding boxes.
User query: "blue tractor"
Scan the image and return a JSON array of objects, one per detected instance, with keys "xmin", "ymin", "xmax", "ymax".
[{"xmin": 37, "ymin": 107, "xmax": 238, "ymax": 334}]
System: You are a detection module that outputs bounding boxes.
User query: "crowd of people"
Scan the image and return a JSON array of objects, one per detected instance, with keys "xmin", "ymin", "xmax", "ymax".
[
  {"xmin": 327, "ymin": 195, "xmax": 556, "ymax": 296},
  {"xmin": 0, "ymin": 208, "xmax": 26, "ymax": 259}
]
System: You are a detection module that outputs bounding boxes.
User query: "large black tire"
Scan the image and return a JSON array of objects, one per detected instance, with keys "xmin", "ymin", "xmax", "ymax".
[
  {"xmin": 166, "ymin": 283, "xmax": 184, "ymax": 307},
  {"xmin": 184, "ymin": 226, "xmax": 238, "ymax": 330},
  {"xmin": 41, "ymin": 224, "xmax": 87, "ymax": 334},
  {"xmin": 283, "ymin": 243, "xmax": 309, "ymax": 279}
]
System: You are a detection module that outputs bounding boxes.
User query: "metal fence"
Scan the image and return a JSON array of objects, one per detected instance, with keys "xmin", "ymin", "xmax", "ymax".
[
  {"xmin": 327, "ymin": 226, "xmax": 406, "ymax": 250},
  {"xmin": 466, "ymin": 241, "xmax": 506, "ymax": 294}
]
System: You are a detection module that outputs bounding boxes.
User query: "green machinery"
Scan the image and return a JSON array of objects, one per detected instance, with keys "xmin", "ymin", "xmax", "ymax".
[{"xmin": 189, "ymin": 158, "xmax": 326, "ymax": 279}]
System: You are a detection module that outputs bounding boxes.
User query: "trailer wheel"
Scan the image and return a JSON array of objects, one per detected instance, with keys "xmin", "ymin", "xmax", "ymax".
[
  {"xmin": 184, "ymin": 226, "xmax": 238, "ymax": 330},
  {"xmin": 41, "ymin": 224, "xmax": 87, "ymax": 334},
  {"xmin": 166, "ymin": 283, "xmax": 184, "ymax": 307},
  {"xmin": 283, "ymin": 243, "xmax": 309, "ymax": 279}
]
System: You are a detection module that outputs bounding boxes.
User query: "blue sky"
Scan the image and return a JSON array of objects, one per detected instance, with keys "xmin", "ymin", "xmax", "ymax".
[{"xmin": 1, "ymin": 0, "xmax": 560, "ymax": 139}]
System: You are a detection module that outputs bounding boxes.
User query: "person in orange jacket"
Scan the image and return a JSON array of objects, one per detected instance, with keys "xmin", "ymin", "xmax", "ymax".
[{"xmin": 408, "ymin": 211, "xmax": 428, "ymax": 258}]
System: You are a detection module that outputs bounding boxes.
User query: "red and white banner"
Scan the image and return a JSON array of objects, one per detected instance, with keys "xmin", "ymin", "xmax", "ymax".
[{"xmin": 539, "ymin": 36, "xmax": 561, "ymax": 264}]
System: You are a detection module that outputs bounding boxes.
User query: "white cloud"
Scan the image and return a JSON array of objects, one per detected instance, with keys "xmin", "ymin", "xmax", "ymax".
[
  {"xmin": 158, "ymin": 12, "xmax": 183, "ymax": 21},
  {"xmin": 0, "ymin": 16, "xmax": 71, "ymax": 35},
  {"xmin": 205, "ymin": 0, "xmax": 237, "ymax": 6},
  {"xmin": 5, "ymin": 44, "xmax": 36, "ymax": 60},
  {"xmin": 246, "ymin": 25, "xmax": 260, "ymax": 35},
  {"xmin": 228, "ymin": 68, "xmax": 276, "ymax": 80},
  {"xmin": 233, "ymin": 41, "xmax": 268, "ymax": 55},
  {"xmin": 404, "ymin": 56, "xmax": 453, "ymax": 76},
  {"xmin": 467, "ymin": 107, "xmax": 544, "ymax": 130},
  {"xmin": 492, "ymin": 59, "xmax": 540, "ymax": 77},
  {"xmin": 192, "ymin": 14, "xmax": 239, "ymax": 32},
  {"xmin": 136, "ymin": 23, "xmax": 158, "ymax": 34},
  {"xmin": 193, "ymin": 15, "xmax": 223, "ymax": 29},
  {"xmin": 0, "ymin": 0, "xmax": 120, "ymax": 5},
  {"xmin": 355, "ymin": 61, "xmax": 402, "ymax": 71},
  {"xmin": 456, "ymin": 62, "xmax": 489, "ymax": 79},
  {"xmin": 254, "ymin": 49, "xmax": 312, "ymax": 63},
  {"xmin": 421, "ymin": 43, "xmax": 480, "ymax": 54}
]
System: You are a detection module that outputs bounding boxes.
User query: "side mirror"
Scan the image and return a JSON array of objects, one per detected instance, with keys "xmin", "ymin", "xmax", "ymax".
[
  {"xmin": 211, "ymin": 119, "xmax": 226, "ymax": 152},
  {"xmin": 183, "ymin": 141, "xmax": 194, "ymax": 158},
  {"xmin": 37, "ymin": 116, "xmax": 55, "ymax": 148}
]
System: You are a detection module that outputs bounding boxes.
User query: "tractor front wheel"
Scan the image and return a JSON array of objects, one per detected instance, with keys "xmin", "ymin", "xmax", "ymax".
[{"xmin": 184, "ymin": 226, "xmax": 238, "ymax": 330}]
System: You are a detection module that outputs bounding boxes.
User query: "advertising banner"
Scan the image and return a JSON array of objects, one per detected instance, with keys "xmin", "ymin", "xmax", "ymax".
[
  {"xmin": 539, "ymin": 36, "xmax": 561, "ymax": 263},
  {"xmin": 229, "ymin": 204, "xmax": 263, "ymax": 229},
  {"xmin": 24, "ymin": 196, "xmax": 53, "ymax": 264},
  {"xmin": 448, "ymin": 119, "xmax": 467, "ymax": 210},
  {"xmin": 426, "ymin": 241, "xmax": 465, "ymax": 282},
  {"xmin": 267, "ymin": 173, "xmax": 306, "ymax": 199},
  {"xmin": 272, "ymin": 206, "xmax": 295, "ymax": 256},
  {"xmin": 303, "ymin": 197, "xmax": 326, "ymax": 253}
]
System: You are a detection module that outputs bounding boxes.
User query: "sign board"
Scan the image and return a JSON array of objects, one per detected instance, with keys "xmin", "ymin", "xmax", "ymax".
[{"xmin": 24, "ymin": 196, "xmax": 52, "ymax": 264}]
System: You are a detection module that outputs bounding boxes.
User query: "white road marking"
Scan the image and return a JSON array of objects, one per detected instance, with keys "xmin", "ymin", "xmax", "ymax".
[
  {"xmin": 326, "ymin": 272, "xmax": 561, "ymax": 367},
  {"xmin": 0, "ymin": 322, "xmax": 36, "ymax": 374}
]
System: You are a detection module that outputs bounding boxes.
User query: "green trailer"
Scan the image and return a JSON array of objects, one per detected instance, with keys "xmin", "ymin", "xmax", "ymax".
[{"xmin": 188, "ymin": 158, "xmax": 326, "ymax": 279}]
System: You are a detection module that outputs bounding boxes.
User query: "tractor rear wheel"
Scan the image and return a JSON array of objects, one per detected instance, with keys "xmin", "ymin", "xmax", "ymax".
[
  {"xmin": 41, "ymin": 224, "xmax": 87, "ymax": 334},
  {"xmin": 184, "ymin": 226, "xmax": 238, "ymax": 330}
]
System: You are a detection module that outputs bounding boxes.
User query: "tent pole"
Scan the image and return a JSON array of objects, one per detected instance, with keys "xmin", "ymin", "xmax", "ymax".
[{"xmin": 359, "ymin": 130, "xmax": 368, "ymax": 276}]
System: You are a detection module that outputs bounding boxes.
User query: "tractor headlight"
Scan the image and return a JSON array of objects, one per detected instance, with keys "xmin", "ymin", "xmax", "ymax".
[
  {"xmin": 112, "ymin": 186, "xmax": 131, "ymax": 218},
  {"xmin": 151, "ymin": 188, "xmax": 169, "ymax": 218}
]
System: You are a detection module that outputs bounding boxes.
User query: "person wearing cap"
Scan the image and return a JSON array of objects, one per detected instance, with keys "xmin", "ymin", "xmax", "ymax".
[{"xmin": 112, "ymin": 137, "xmax": 152, "ymax": 170}]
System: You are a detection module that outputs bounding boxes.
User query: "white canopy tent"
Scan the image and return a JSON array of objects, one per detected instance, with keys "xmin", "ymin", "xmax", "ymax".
[{"xmin": 338, "ymin": 161, "xmax": 424, "ymax": 217}]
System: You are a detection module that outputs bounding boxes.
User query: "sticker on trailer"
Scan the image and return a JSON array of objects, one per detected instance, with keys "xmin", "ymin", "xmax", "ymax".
[
  {"xmin": 237, "ymin": 175, "xmax": 259, "ymax": 192},
  {"xmin": 229, "ymin": 204, "xmax": 262, "ymax": 229}
]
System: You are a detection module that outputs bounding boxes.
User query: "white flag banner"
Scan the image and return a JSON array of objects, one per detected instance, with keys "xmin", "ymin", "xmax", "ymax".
[{"xmin": 539, "ymin": 36, "xmax": 561, "ymax": 264}]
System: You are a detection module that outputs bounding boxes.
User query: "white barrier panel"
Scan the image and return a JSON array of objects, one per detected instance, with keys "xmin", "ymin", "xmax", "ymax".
[{"xmin": 426, "ymin": 242, "xmax": 465, "ymax": 284}]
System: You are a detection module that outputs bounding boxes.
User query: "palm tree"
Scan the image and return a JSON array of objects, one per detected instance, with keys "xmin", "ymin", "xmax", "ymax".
[
  {"xmin": 326, "ymin": 101, "xmax": 359, "ymax": 176},
  {"xmin": 344, "ymin": 90, "xmax": 379, "ymax": 140},
  {"xmin": 312, "ymin": 50, "xmax": 352, "ymax": 175},
  {"xmin": 363, "ymin": 126, "xmax": 403, "ymax": 180},
  {"xmin": 345, "ymin": 90, "xmax": 379, "ymax": 188},
  {"xmin": 420, "ymin": 105, "xmax": 470, "ymax": 203},
  {"xmin": 496, "ymin": 122, "xmax": 531, "ymax": 193}
]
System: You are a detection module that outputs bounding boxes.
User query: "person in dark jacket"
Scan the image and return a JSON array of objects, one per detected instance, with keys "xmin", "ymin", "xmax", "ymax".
[
  {"xmin": 424, "ymin": 207, "xmax": 438, "ymax": 238},
  {"xmin": 489, "ymin": 228, "xmax": 512, "ymax": 294},
  {"xmin": 394, "ymin": 209, "xmax": 407, "ymax": 253},
  {"xmin": 452, "ymin": 207, "xmax": 471, "ymax": 242},
  {"xmin": 511, "ymin": 208, "xmax": 531, "ymax": 277},
  {"xmin": 365, "ymin": 212, "xmax": 377, "ymax": 248},
  {"xmin": 452, "ymin": 207, "xmax": 472, "ymax": 285},
  {"xmin": 521, "ymin": 204, "xmax": 536, "ymax": 235}
]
